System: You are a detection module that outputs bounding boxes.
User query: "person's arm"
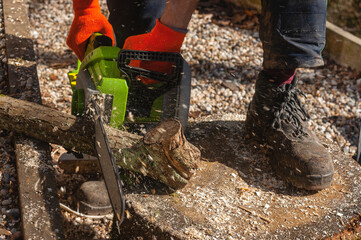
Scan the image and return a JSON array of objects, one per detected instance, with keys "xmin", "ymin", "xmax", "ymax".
[
  {"xmin": 160, "ymin": 0, "xmax": 199, "ymax": 30},
  {"xmin": 122, "ymin": 0, "xmax": 199, "ymax": 84}
]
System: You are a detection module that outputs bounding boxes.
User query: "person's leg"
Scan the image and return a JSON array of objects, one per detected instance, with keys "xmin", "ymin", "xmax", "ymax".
[
  {"xmin": 260, "ymin": 0, "xmax": 327, "ymax": 85},
  {"xmin": 118, "ymin": 0, "xmax": 198, "ymax": 117},
  {"xmin": 260, "ymin": 0, "xmax": 327, "ymax": 71},
  {"xmin": 245, "ymin": 0, "xmax": 334, "ymax": 190},
  {"xmin": 106, "ymin": 0, "xmax": 167, "ymax": 46}
]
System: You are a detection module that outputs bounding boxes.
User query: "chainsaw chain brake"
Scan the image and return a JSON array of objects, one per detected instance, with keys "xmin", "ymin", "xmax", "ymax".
[
  {"xmin": 117, "ymin": 49, "xmax": 190, "ymax": 123},
  {"xmin": 118, "ymin": 49, "xmax": 183, "ymax": 85}
]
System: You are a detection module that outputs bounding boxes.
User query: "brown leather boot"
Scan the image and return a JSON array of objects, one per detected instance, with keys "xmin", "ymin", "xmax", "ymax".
[
  {"xmin": 245, "ymin": 71, "xmax": 334, "ymax": 190},
  {"xmin": 76, "ymin": 181, "xmax": 112, "ymax": 215}
]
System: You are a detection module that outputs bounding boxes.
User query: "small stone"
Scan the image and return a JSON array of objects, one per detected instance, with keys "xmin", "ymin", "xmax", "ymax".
[
  {"xmin": 30, "ymin": 30, "xmax": 39, "ymax": 38},
  {"xmin": 1, "ymin": 208, "xmax": 7, "ymax": 214},
  {"xmin": 6, "ymin": 208, "xmax": 19, "ymax": 220},
  {"xmin": 3, "ymin": 172, "xmax": 10, "ymax": 184},
  {"xmin": 343, "ymin": 146, "xmax": 350, "ymax": 154},
  {"xmin": 0, "ymin": 189, "xmax": 7, "ymax": 197},
  {"xmin": 85, "ymin": 218, "xmax": 93, "ymax": 225},
  {"xmin": 2, "ymin": 199, "xmax": 11, "ymax": 206},
  {"xmin": 12, "ymin": 231, "xmax": 22, "ymax": 240}
]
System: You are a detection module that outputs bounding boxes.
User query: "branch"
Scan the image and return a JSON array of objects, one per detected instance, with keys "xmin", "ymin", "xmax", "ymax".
[{"xmin": 0, "ymin": 95, "xmax": 200, "ymax": 189}]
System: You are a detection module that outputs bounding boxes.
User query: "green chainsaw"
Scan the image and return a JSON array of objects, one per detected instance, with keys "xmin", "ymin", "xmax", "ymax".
[
  {"xmin": 66, "ymin": 33, "xmax": 191, "ymax": 227},
  {"xmin": 69, "ymin": 33, "xmax": 191, "ymax": 128}
]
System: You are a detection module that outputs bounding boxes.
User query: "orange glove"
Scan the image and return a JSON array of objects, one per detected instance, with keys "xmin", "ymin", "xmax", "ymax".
[
  {"xmin": 123, "ymin": 19, "xmax": 186, "ymax": 84},
  {"xmin": 66, "ymin": 0, "xmax": 114, "ymax": 60}
]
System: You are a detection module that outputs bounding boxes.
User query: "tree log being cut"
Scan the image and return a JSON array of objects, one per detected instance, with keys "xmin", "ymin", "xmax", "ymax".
[{"xmin": 0, "ymin": 95, "xmax": 200, "ymax": 189}]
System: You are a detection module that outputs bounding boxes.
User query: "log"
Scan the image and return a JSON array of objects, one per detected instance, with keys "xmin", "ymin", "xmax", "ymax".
[{"xmin": 0, "ymin": 95, "xmax": 200, "ymax": 189}]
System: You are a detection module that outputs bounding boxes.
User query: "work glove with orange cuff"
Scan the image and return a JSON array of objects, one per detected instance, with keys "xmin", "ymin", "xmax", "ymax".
[
  {"xmin": 122, "ymin": 19, "xmax": 186, "ymax": 85},
  {"xmin": 66, "ymin": 0, "xmax": 115, "ymax": 60}
]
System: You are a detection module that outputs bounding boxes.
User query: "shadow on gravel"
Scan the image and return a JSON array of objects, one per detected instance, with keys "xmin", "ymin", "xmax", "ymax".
[
  {"xmin": 62, "ymin": 218, "xmax": 98, "ymax": 240},
  {"xmin": 197, "ymin": 0, "xmax": 260, "ymax": 32},
  {"xmin": 185, "ymin": 120, "xmax": 318, "ymax": 197},
  {"xmin": 190, "ymin": 59, "xmax": 260, "ymax": 84},
  {"xmin": 31, "ymin": 48, "xmax": 77, "ymax": 69},
  {"xmin": 120, "ymin": 169, "xmax": 172, "ymax": 196}
]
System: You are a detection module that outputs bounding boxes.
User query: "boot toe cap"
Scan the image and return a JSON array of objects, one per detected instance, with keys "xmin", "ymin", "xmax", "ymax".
[{"xmin": 271, "ymin": 141, "xmax": 334, "ymax": 190}]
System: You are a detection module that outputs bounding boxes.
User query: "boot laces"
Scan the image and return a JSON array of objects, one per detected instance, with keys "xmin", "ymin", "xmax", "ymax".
[{"xmin": 271, "ymin": 82, "xmax": 310, "ymax": 137}]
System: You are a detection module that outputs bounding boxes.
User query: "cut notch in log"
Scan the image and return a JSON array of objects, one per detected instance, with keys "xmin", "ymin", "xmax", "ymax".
[{"xmin": 0, "ymin": 94, "xmax": 201, "ymax": 189}]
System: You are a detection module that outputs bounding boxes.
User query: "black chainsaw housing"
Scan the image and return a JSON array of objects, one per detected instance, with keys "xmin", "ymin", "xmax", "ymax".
[{"xmin": 118, "ymin": 50, "xmax": 191, "ymax": 128}]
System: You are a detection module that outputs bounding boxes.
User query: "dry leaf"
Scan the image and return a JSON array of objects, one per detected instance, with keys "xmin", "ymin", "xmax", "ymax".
[
  {"xmin": 232, "ymin": 14, "xmax": 247, "ymax": 24},
  {"xmin": 0, "ymin": 228, "xmax": 12, "ymax": 236},
  {"xmin": 222, "ymin": 81, "xmax": 239, "ymax": 91},
  {"xmin": 49, "ymin": 74, "xmax": 57, "ymax": 80}
]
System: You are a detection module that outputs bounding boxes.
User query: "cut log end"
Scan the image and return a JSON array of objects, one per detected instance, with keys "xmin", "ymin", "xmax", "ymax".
[
  {"xmin": 143, "ymin": 119, "xmax": 200, "ymax": 180},
  {"xmin": 143, "ymin": 119, "xmax": 182, "ymax": 145}
]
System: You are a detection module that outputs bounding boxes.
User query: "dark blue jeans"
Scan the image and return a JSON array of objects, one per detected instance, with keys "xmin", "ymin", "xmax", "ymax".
[
  {"xmin": 107, "ymin": 0, "xmax": 327, "ymax": 69},
  {"xmin": 107, "ymin": 0, "xmax": 166, "ymax": 46},
  {"xmin": 260, "ymin": 0, "xmax": 327, "ymax": 69}
]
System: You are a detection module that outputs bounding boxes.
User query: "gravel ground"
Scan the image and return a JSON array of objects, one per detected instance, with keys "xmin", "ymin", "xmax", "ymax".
[
  {"xmin": 0, "ymin": 1, "xmax": 22, "ymax": 239},
  {"xmin": 0, "ymin": 0, "xmax": 358, "ymax": 239}
]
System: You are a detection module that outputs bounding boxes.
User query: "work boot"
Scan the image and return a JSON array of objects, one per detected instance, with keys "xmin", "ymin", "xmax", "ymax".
[
  {"xmin": 245, "ymin": 71, "xmax": 334, "ymax": 190},
  {"xmin": 76, "ymin": 181, "xmax": 112, "ymax": 215}
]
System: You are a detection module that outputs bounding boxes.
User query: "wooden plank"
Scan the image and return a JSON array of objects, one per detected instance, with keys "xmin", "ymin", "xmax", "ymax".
[
  {"xmin": 2, "ymin": 0, "xmax": 64, "ymax": 239},
  {"xmin": 58, "ymin": 153, "xmax": 100, "ymax": 175},
  {"xmin": 325, "ymin": 21, "xmax": 361, "ymax": 72}
]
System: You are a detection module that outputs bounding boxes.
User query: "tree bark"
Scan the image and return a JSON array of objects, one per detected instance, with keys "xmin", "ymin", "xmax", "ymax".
[{"xmin": 0, "ymin": 95, "xmax": 200, "ymax": 189}]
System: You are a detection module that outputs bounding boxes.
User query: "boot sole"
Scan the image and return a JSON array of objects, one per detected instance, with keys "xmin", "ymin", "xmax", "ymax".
[{"xmin": 78, "ymin": 200, "xmax": 113, "ymax": 215}]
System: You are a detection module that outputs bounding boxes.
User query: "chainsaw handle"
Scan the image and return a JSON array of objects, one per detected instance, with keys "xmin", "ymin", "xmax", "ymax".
[
  {"xmin": 84, "ymin": 33, "xmax": 113, "ymax": 58},
  {"xmin": 117, "ymin": 50, "xmax": 184, "ymax": 85}
]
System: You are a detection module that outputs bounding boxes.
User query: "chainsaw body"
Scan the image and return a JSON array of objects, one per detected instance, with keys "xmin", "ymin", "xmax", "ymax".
[
  {"xmin": 69, "ymin": 46, "xmax": 129, "ymax": 127},
  {"xmin": 68, "ymin": 43, "xmax": 191, "ymax": 129}
]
